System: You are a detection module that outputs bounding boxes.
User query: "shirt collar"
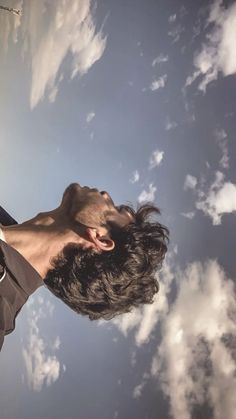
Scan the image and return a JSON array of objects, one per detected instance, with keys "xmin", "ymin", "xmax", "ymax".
[{"xmin": 0, "ymin": 226, "xmax": 6, "ymax": 242}]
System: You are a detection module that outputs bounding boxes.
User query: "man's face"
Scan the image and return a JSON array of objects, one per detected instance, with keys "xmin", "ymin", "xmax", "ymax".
[{"xmin": 62, "ymin": 183, "xmax": 133, "ymax": 230}]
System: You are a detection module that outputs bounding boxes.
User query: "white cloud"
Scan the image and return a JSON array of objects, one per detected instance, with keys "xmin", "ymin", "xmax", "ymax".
[
  {"xmin": 168, "ymin": 14, "xmax": 177, "ymax": 23},
  {"xmin": 152, "ymin": 53, "xmax": 169, "ymax": 67},
  {"xmin": 151, "ymin": 259, "xmax": 236, "ymax": 419},
  {"xmin": 86, "ymin": 111, "xmax": 95, "ymax": 123},
  {"xmin": 196, "ymin": 171, "xmax": 236, "ymax": 225},
  {"xmin": 138, "ymin": 183, "xmax": 157, "ymax": 203},
  {"xmin": 51, "ymin": 336, "xmax": 61, "ymax": 351},
  {"xmin": 109, "ymin": 307, "xmax": 143, "ymax": 338},
  {"xmin": 0, "ymin": 0, "xmax": 22, "ymax": 52},
  {"xmin": 165, "ymin": 116, "xmax": 178, "ymax": 131},
  {"xmin": 181, "ymin": 211, "xmax": 195, "ymax": 219},
  {"xmin": 149, "ymin": 149, "xmax": 164, "ymax": 169},
  {"xmin": 48, "ymin": 85, "xmax": 59, "ymax": 103},
  {"xmin": 107, "ymin": 249, "xmax": 236, "ymax": 419},
  {"xmin": 0, "ymin": 13, "xmax": 11, "ymax": 53},
  {"xmin": 18, "ymin": 0, "xmax": 107, "ymax": 108},
  {"xmin": 168, "ymin": 24, "xmax": 184, "ymax": 43},
  {"xmin": 184, "ymin": 174, "xmax": 197, "ymax": 190},
  {"xmin": 130, "ymin": 350, "xmax": 137, "ymax": 367},
  {"xmin": 215, "ymin": 128, "xmax": 230, "ymax": 169},
  {"xmin": 185, "ymin": 70, "xmax": 201, "ymax": 87},
  {"xmin": 150, "ymin": 74, "xmax": 167, "ymax": 91},
  {"xmin": 46, "ymin": 298, "xmax": 55, "ymax": 316},
  {"xmin": 22, "ymin": 334, "xmax": 60, "ymax": 392},
  {"xmin": 12, "ymin": 2, "xmax": 23, "ymax": 44},
  {"xmin": 22, "ymin": 296, "xmax": 61, "ymax": 392},
  {"xmin": 185, "ymin": 0, "xmax": 236, "ymax": 92},
  {"xmin": 129, "ymin": 170, "xmax": 140, "ymax": 184},
  {"xmin": 132, "ymin": 380, "xmax": 146, "ymax": 399}
]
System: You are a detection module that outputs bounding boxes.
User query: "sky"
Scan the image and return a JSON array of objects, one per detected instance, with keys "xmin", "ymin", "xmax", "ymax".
[{"xmin": 0, "ymin": 0, "xmax": 236, "ymax": 418}]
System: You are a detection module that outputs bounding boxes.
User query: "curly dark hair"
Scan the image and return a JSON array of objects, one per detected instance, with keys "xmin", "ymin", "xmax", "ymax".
[{"xmin": 44, "ymin": 203, "xmax": 170, "ymax": 320}]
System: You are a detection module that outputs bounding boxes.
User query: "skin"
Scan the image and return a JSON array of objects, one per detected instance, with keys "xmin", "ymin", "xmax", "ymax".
[{"xmin": 1, "ymin": 183, "xmax": 133, "ymax": 280}]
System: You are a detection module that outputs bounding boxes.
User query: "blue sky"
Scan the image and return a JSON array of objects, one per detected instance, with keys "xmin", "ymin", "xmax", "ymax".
[{"xmin": 0, "ymin": 0, "xmax": 236, "ymax": 418}]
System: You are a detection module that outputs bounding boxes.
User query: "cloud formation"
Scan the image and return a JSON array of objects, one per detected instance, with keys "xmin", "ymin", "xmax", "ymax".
[
  {"xmin": 149, "ymin": 149, "xmax": 164, "ymax": 170},
  {"xmin": 152, "ymin": 53, "xmax": 169, "ymax": 67},
  {"xmin": 196, "ymin": 171, "xmax": 236, "ymax": 225},
  {"xmin": 138, "ymin": 183, "xmax": 157, "ymax": 204},
  {"xmin": 181, "ymin": 211, "xmax": 195, "ymax": 220},
  {"xmin": 110, "ymin": 252, "xmax": 236, "ymax": 419},
  {"xmin": 215, "ymin": 128, "xmax": 230, "ymax": 169},
  {"xmin": 186, "ymin": 0, "xmax": 236, "ymax": 92},
  {"xmin": 168, "ymin": 14, "xmax": 177, "ymax": 24},
  {"xmin": 184, "ymin": 174, "xmax": 197, "ymax": 190},
  {"xmin": 165, "ymin": 117, "xmax": 178, "ymax": 131},
  {"xmin": 152, "ymin": 259, "xmax": 236, "ymax": 419},
  {"xmin": 168, "ymin": 24, "xmax": 184, "ymax": 44},
  {"xmin": 86, "ymin": 111, "xmax": 95, "ymax": 123},
  {"xmin": 13, "ymin": 0, "xmax": 107, "ymax": 108},
  {"xmin": 22, "ymin": 295, "xmax": 61, "ymax": 392},
  {"xmin": 129, "ymin": 170, "xmax": 140, "ymax": 184},
  {"xmin": 150, "ymin": 75, "xmax": 167, "ymax": 91},
  {"xmin": 132, "ymin": 372, "xmax": 150, "ymax": 400},
  {"xmin": 0, "ymin": 0, "xmax": 22, "ymax": 52}
]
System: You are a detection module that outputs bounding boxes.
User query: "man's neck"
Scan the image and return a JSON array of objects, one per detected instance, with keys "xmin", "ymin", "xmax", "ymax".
[{"xmin": 1, "ymin": 210, "xmax": 85, "ymax": 279}]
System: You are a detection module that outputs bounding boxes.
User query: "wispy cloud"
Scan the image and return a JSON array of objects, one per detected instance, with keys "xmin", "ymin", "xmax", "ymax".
[
  {"xmin": 149, "ymin": 149, "xmax": 164, "ymax": 170},
  {"xmin": 133, "ymin": 373, "xmax": 149, "ymax": 399},
  {"xmin": 183, "ymin": 174, "xmax": 197, "ymax": 190},
  {"xmin": 152, "ymin": 53, "xmax": 169, "ymax": 67},
  {"xmin": 13, "ymin": 0, "xmax": 107, "ymax": 108},
  {"xmin": 138, "ymin": 183, "xmax": 157, "ymax": 204},
  {"xmin": 0, "ymin": 0, "xmax": 23, "ymax": 53},
  {"xmin": 129, "ymin": 170, "xmax": 140, "ymax": 184},
  {"xmin": 168, "ymin": 14, "xmax": 177, "ymax": 23},
  {"xmin": 22, "ymin": 295, "xmax": 62, "ymax": 392},
  {"xmin": 152, "ymin": 259, "xmax": 236, "ymax": 419},
  {"xmin": 150, "ymin": 74, "xmax": 167, "ymax": 91},
  {"xmin": 109, "ymin": 251, "xmax": 236, "ymax": 419},
  {"xmin": 86, "ymin": 111, "xmax": 95, "ymax": 123},
  {"xmin": 165, "ymin": 116, "xmax": 178, "ymax": 131},
  {"xmin": 181, "ymin": 211, "xmax": 195, "ymax": 219},
  {"xmin": 168, "ymin": 24, "xmax": 184, "ymax": 43},
  {"xmin": 48, "ymin": 85, "xmax": 59, "ymax": 104},
  {"xmin": 215, "ymin": 128, "xmax": 230, "ymax": 169},
  {"xmin": 196, "ymin": 171, "xmax": 236, "ymax": 225},
  {"xmin": 185, "ymin": 0, "xmax": 236, "ymax": 92}
]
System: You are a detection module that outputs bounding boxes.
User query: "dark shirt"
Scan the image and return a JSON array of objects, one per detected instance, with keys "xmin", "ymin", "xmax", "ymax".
[
  {"xmin": 0, "ymin": 205, "xmax": 17, "ymax": 226},
  {"xmin": 0, "ymin": 206, "xmax": 43, "ymax": 351}
]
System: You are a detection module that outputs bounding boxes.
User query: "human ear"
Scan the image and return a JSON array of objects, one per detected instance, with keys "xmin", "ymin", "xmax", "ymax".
[{"xmin": 87, "ymin": 228, "xmax": 115, "ymax": 251}]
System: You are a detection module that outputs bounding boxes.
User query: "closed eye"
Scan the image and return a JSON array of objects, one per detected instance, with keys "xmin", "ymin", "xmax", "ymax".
[{"xmin": 117, "ymin": 205, "xmax": 135, "ymax": 219}]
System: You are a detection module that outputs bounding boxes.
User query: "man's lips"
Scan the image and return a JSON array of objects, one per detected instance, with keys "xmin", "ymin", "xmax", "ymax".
[
  {"xmin": 82, "ymin": 186, "xmax": 99, "ymax": 193},
  {"xmin": 67, "ymin": 183, "xmax": 99, "ymax": 194}
]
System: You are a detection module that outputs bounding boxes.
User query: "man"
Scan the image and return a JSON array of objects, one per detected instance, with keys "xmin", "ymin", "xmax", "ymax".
[{"xmin": 0, "ymin": 182, "xmax": 169, "ymax": 351}]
